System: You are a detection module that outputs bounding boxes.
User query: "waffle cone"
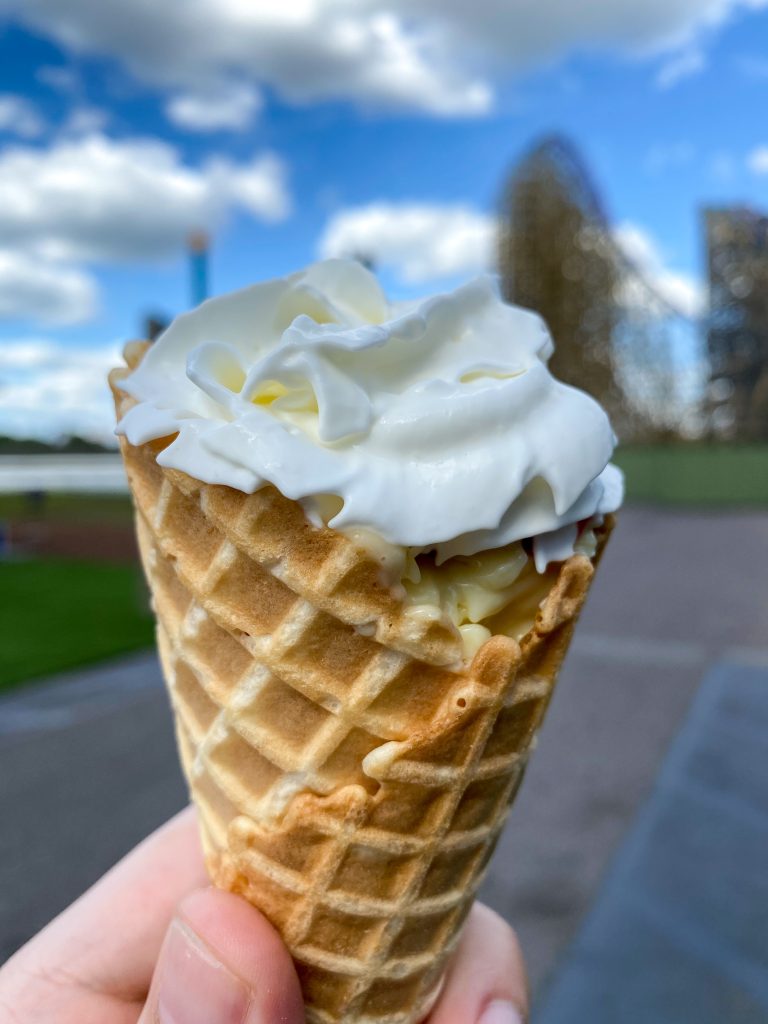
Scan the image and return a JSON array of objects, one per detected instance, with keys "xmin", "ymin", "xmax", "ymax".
[{"xmin": 111, "ymin": 342, "xmax": 613, "ymax": 1024}]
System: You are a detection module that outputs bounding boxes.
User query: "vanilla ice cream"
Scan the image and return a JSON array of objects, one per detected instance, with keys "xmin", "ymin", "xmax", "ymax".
[{"xmin": 117, "ymin": 258, "xmax": 623, "ymax": 582}]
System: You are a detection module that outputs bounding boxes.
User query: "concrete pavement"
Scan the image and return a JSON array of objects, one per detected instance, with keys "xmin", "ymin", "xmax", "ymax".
[
  {"xmin": 0, "ymin": 656, "xmax": 183, "ymax": 962},
  {"xmin": 2, "ymin": 505, "xmax": 767, "ymax": 994},
  {"xmin": 536, "ymin": 660, "xmax": 768, "ymax": 1023}
]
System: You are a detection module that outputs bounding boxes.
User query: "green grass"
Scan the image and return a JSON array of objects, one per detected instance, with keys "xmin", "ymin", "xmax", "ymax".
[
  {"xmin": 0, "ymin": 558, "xmax": 154, "ymax": 692},
  {"xmin": 0, "ymin": 492, "xmax": 134, "ymax": 525},
  {"xmin": 614, "ymin": 444, "xmax": 768, "ymax": 505}
]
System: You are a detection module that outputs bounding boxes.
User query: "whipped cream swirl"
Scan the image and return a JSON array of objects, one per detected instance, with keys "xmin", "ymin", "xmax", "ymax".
[{"xmin": 118, "ymin": 259, "xmax": 622, "ymax": 564}]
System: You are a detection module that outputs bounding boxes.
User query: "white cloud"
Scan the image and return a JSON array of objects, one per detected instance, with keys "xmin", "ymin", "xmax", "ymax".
[
  {"xmin": 36, "ymin": 64, "xmax": 80, "ymax": 92},
  {"xmin": 655, "ymin": 49, "xmax": 706, "ymax": 88},
  {"xmin": 0, "ymin": 94, "xmax": 46, "ymax": 139},
  {"xmin": 0, "ymin": 249, "xmax": 97, "ymax": 324},
  {"xmin": 212, "ymin": 154, "xmax": 292, "ymax": 221},
  {"xmin": 0, "ymin": 338, "xmax": 121, "ymax": 443},
  {"xmin": 166, "ymin": 83, "xmax": 263, "ymax": 132},
  {"xmin": 0, "ymin": 134, "xmax": 291, "ymax": 269},
  {"xmin": 0, "ymin": 134, "xmax": 290, "ymax": 327},
  {"xmin": 4, "ymin": 1, "xmax": 490, "ymax": 117},
  {"xmin": 4, "ymin": 0, "xmax": 765, "ymax": 117},
  {"xmin": 614, "ymin": 222, "xmax": 704, "ymax": 318},
  {"xmin": 61, "ymin": 106, "xmax": 110, "ymax": 135},
  {"xmin": 319, "ymin": 202, "xmax": 496, "ymax": 284},
  {"xmin": 747, "ymin": 145, "xmax": 768, "ymax": 173}
]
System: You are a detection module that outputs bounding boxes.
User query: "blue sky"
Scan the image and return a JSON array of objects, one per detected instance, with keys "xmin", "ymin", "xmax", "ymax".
[{"xmin": 1, "ymin": 0, "xmax": 768, "ymax": 441}]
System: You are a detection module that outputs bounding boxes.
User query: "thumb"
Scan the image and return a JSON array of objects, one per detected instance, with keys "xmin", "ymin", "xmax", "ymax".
[
  {"xmin": 139, "ymin": 887, "xmax": 305, "ymax": 1024},
  {"xmin": 427, "ymin": 903, "xmax": 528, "ymax": 1024}
]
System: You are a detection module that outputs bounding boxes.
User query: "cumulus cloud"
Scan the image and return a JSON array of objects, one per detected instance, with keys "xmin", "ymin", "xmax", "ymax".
[
  {"xmin": 747, "ymin": 145, "xmax": 768, "ymax": 173},
  {"xmin": 36, "ymin": 64, "xmax": 80, "ymax": 92},
  {"xmin": 655, "ymin": 49, "xmax": 706, "ymax": 88},
  {"xmin": 0, "ymin": 94, "xmax": 46, "ymax": 138},
  {"xmin": 0, "ymin": 338, "xmax": 121, "ymax": 442},
  {"xmin": 3, "ymin": 0, "xmax": 765, "ymax": 117},
  {"xmin": 0, "ymin": 250, "xmax": 97, "ymax": 324},
  {"xmin": 0, "ymin": 134, "xmax": 291, "ymax": 265},
  {"xmin": 3, "ymin": 1, "xmax": 489, "ymax": 117},
  {"xmin": 614, "ymin": 222, "xmax": 704, "ymax": 318},
  {"xmin": 319, "ymin": 202, "xmax": 495, "ymax": 284},
  {"xmin": 166, "ymin": 83, "xmax": 263, "ymax": 132},
  {"xmin": 61, "ymin": 106, "xmax": 110, "ymax": 135},
  {"xmin": 319, "ymin": 206, "xmax": 706, "ymax": 310},
  {"xmin": 0, "ymin": 133, "xmax": 290, "ymax": 326}
]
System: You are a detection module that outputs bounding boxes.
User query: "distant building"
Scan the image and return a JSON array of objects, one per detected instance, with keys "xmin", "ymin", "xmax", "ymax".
[{"xmin": 704, "ymin": 207, "xmax": 768, "ymax": 439}]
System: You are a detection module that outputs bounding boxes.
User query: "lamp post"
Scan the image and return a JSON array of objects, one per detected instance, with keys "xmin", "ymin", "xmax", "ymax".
[{"xmin": 188, "ymin": 230, "xmax": 210, "ymax": 307}]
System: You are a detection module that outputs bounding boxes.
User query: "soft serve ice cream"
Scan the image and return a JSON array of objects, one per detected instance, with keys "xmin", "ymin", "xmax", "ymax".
[{"xmin": 117, "ymin": 258, "xmax": 622, "ymax": 654}]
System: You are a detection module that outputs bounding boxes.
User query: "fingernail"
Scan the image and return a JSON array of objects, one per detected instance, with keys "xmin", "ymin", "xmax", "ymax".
[
  {"xmin": 479, "ymin": 998, "xmax": 525, "ymax": 1024},
  {"xmin": 156, "ymin": 919, "xmax": 250, "ymax": 1024}
]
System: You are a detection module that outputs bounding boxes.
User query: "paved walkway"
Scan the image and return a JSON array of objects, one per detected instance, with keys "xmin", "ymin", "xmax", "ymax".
[
  {"xmin": 1, "ymin": 505, "xmax": 767, "ymax": 994},
  {"xmin": 535, "ymin": 660, "xmax": 768, "ymax": 1023},
  {"xmin": 480, "ymin": 505, "xmax": 768, "ymax": 990},
  {"xmin": 0, "ymin": 654, "xmax": 182, "ymax": 962}
]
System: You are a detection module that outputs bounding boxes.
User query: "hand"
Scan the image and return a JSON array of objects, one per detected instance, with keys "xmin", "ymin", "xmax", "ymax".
[{"xmin": 0, "ymin": 807, "xmax": 528, "ymax": 1023}]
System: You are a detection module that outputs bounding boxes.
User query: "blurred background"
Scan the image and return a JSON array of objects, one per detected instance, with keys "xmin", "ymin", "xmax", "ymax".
[{"xmin": 1, "ymin": 2, "xmax": 767, "ymax": 1020}]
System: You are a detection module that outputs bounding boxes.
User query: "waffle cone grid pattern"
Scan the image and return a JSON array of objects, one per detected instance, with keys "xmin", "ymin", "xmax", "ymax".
[{"xmin": 111, "ymin": 350, "xmax": 610, "ymax": 1024}]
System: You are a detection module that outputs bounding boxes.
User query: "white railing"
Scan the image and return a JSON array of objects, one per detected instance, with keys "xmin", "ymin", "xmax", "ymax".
[{"xmin": 0, "ymin": 455, "xmax": 127, "ymax": 494}]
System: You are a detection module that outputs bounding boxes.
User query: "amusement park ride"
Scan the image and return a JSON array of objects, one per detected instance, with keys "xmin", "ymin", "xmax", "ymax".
[{"xmin": 499, "ymin": 135, "xmax": 768, "ymax": 442}]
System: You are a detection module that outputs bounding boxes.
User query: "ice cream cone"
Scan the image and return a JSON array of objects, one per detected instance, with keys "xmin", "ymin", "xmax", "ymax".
[{"xmin": 111, "ymin": 342, "xmax": 613, "ymax": 1024}]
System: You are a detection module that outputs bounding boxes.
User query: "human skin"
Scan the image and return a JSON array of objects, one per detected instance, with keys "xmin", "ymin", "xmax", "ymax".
[{"xmin": 0, "ymin": 807, "xmax": 527, "ymax": 1024}]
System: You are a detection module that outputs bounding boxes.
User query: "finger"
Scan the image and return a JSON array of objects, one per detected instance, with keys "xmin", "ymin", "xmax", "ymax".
[
  {"xmin": 138, "ymin": 887, "xmax": 305, "ymax": 1024},
  {"xmin": 428, "ymin": 903, "xmax": 528, "ymax": 1024},
  {"xmin": 5, "ymin": 805, "xmax": 208, "ymax": 1004}
]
